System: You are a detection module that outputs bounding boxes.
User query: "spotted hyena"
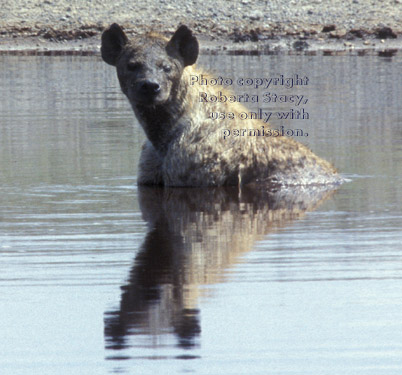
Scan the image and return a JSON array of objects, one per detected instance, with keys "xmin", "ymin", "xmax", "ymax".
[{"xmin": 101, "ymin": 24, "xmax": 342, "ymax": 187}]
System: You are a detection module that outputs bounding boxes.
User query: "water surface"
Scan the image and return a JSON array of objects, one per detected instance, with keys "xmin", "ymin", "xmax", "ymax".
[{"xmin": 0, "ymin": 52, "xmax": 401, "ymax": 375}]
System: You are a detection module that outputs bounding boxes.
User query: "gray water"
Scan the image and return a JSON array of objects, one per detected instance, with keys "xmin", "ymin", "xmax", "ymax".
[{"xmin": 0, "ymin": 52, "xmax": 401, "ymax": 375}]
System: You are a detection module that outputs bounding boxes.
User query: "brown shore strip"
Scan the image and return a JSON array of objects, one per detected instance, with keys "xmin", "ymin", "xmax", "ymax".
[{"xmin": 0, "ymin": 26, "xmax": 401, "ymax": 55}]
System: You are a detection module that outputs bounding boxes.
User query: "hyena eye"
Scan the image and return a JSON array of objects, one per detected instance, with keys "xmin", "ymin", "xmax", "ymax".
[
  {"xmin": 162, "ymin": 65, "xmax": 172, "ymax": 73},
  {"xmin": 127, "ymin": 62, "xmax": 142, "ymax": 72}
]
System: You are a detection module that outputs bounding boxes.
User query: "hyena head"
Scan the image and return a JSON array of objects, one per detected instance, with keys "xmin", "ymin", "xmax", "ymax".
[{"xmin": 101, "ymin": 24, "xmax": 199, "ymax": 107}]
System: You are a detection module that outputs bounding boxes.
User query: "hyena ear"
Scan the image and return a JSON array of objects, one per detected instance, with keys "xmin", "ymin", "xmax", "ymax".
[
  {"xmin": 167, "ymin": 25, "xmax": 199, "ymax": 67},
  {"xmin": 101, "ymin": 23, "xmax": 128, "ymax": 66}
]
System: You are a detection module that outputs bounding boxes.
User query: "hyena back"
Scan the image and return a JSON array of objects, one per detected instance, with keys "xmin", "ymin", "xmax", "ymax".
[{"xmin": 101, "ymin": 24, "xmax": 342, "ymax": 187}]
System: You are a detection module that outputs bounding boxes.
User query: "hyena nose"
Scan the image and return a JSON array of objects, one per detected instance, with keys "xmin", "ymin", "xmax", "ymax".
[{"xmin": 139, "ymin": 80, "xmax": 161, "ymax": 96}]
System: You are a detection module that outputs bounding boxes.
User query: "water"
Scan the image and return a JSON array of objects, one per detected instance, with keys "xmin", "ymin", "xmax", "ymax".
[{"xmin": 0, "ymin": 52, "xmax": 401, "ymax": 375}]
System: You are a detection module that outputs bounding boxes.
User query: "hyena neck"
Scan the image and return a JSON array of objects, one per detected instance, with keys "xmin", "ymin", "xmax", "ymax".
[{"xmin": 134, "ymin": 78, "xmax": 189, "ymax": 156}]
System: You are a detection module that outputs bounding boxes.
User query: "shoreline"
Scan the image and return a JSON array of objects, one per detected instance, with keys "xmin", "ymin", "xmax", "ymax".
[
  {"xmin": 1, "ymin": 29, "xmax": 401, "ymax": 56},
  {"xmin": 1, "ymin": 0, "xmax": 401, "ymax": 55}
]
